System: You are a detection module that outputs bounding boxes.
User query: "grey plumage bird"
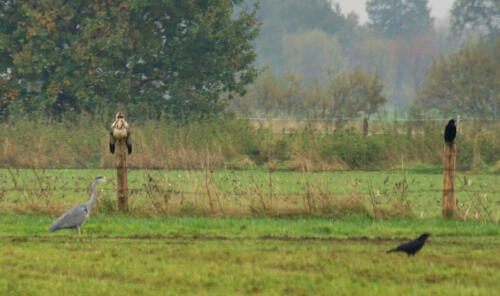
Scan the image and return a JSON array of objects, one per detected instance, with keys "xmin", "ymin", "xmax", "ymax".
[{"xmin": 49, "ymin": 176, "xmax": 107, "ymax": 236}]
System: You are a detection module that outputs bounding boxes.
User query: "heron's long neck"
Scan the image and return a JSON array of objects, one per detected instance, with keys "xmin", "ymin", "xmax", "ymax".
[{"xmin": 86, "ymin": 181, "xmax": 100, "ymax": 211}]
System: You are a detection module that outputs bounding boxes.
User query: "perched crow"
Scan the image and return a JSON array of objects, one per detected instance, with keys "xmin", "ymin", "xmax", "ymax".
[
  {"xmin": 387, "ymin": 233, "xmax": 430, "ymax": 256},
  {"xmin": 444, "ymin": 119, "xmax": 456, "ymax": 144}
]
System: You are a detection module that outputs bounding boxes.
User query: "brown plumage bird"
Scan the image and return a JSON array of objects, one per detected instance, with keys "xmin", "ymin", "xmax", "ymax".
[{"xmin": 109, "ymin": 112, "xmax": 132, "ymax": 154}]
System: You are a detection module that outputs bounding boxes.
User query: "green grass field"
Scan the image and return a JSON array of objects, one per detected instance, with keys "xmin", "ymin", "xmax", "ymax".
[
  {"xmin": 1, "ymin": 168, "xmax": 499, "ymax": 295},
  {"xmin": 1, "ymin": 216, "xmax": 500, "ymax": 295}
]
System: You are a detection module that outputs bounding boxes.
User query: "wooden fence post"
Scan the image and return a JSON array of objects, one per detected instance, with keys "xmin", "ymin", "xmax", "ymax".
[
  {"xmin": 110, "ymin": 112, "xmax": 131, "ymax": 212},
  {"xmin": 363, "ymin": 117, "xmax": 369, "ymax": 136},
  {"xmin": 442, "ymin": 139, "xmax": 456, "ymax": 218},
  {"xmin": 116, "ymin": 140, "xmax": 129, "ymax": 212}
]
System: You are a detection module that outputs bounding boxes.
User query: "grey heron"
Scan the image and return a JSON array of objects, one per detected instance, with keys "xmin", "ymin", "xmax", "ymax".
[
  {"xmin": 49, "ymin": 176, "xmax": 107, "ymax": 236},
  {"xmin": 110, "ymin": 112, "xmax": 132, "ymax": 154}
]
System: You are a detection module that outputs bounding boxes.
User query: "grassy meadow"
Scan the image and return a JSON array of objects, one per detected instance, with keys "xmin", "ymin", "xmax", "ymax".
[
  {"xmin": 1, "ymin": 168, "xmax": 499, "ymax": 294},
  {"xmin": 1, "ymin": 216, "xmax": 500, "ymax": 295},
  {"xmin": 0, "ymin": 117, "xmax": 499, "ymax": 295}
]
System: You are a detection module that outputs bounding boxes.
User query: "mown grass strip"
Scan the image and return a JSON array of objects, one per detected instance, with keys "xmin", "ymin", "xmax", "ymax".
[{"xmin": 1, "ymin": 215, "xmax": 499, "ymax": 239}]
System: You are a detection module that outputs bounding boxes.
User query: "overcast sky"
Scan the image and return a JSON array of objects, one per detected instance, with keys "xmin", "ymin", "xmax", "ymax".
[{"xmin": 337, "ymin": 0, "xmax": 456, "ymax": 24}]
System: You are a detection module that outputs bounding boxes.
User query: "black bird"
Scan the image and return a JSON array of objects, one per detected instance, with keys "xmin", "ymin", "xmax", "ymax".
[
  {"xmin": 387, "ymin": 233, "xmax": 430, "ymax": 256},
  {"xmin": 444, "ymin": 119, "xmax": 456, "ymax": 144}
]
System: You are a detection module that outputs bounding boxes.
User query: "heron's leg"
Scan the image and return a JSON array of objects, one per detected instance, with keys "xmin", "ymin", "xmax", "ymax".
[{"xmin": 77, "ymin": 225, "xmax": 81, "ymax": 237}]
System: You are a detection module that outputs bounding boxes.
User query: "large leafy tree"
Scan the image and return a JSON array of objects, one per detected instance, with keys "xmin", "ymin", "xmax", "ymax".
[
  {"xmin": 366, "ymin": 0, "xmax": 433, "ymax": 37},
  {"xmin": 0, "ymin": 0, "xmax": 259, "ymax": 119},
  {"xmin": 230, "ymin": 68, "xmax": 387, "ymax": 120},
  {"xmin": 416, "ymin": 39, "xmax": 500, "ymax": 118},
  {"xmin": 326, "ymin": 68, "xmax": 387, "ymax": 121},
  {"xmin": 451, "ymin": 0, "xmax": 500, "ymax": 40}
]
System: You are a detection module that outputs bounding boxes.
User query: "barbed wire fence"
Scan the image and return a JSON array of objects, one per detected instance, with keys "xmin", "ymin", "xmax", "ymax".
[
  {"xmin": 1, "ymin": 167, "xmax": 498, "ymax": 221},
  {"xmin": 0, "ymin": 117, "xmax": 498, "ymax": 216},
  {"xmin": 1, "ymin": 187, "xmax": 499, "ymax": 195}
]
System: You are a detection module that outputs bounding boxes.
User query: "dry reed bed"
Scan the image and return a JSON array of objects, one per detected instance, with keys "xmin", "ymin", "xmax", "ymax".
[{"xmin": 0, "ymin": 117, "xmax": 498, "ymax": 171}]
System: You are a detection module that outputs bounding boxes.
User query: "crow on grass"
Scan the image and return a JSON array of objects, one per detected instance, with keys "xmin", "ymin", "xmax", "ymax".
[{"xmin": 387, "ymin": 233, "xmax": 430, "ymax": 256}]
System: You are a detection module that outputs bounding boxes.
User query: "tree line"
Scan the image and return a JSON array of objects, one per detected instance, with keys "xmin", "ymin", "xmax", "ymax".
[
  {"xmin": 0, "ymin": 0, "xmax": 498, "ymax": 120},
  {"xmin": 230, "ymin": 38, "xmax": 500, "ymax": 120},
  {"xmin": 239, "ymin": 0, "xmax": 499, "ymax": 119}
]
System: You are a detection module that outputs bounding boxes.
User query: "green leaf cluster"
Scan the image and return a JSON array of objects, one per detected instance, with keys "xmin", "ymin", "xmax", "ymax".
[
  {"xmin": 327, "ymin": 68, "xmax": 387, "ymax": 120},
  {"xmin": 416, "ymin": 39, "xmax": 500, "ymax": 118},
  {"xmin": 451, "ymin": 0, "xmax": 500, "ymax": 40},
  {"xmin": 0, "ymin": 0, "xmax": 259, "ymax": 119}
]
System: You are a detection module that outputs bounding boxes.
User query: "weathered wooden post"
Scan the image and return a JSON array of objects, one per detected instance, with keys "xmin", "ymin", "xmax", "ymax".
[
  {"xmin": 109, "ymin": 112, "xmax": 132, "ymax": 212},
  {"xmin": 362, "ymin": 117, "xmax": 369, "ymax": 136},
  {"xmin": 442, "ymin": 119, "xmax": 456, "ymax": 218}
]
